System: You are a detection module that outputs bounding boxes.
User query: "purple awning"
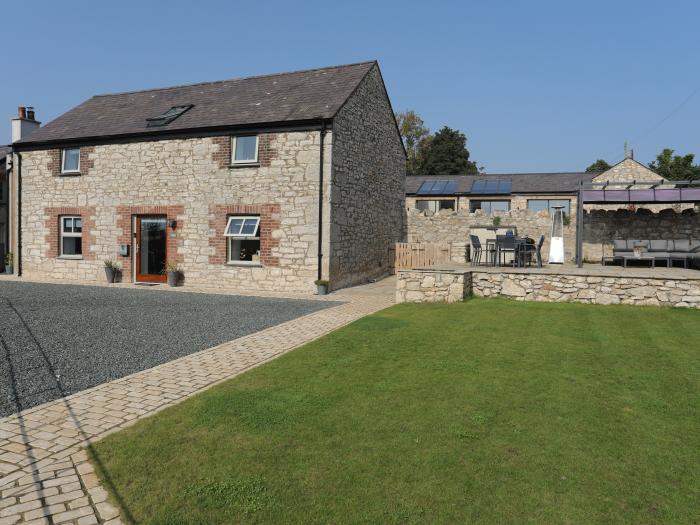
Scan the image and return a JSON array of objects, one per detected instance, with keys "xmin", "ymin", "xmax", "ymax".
[{"xmin": 582, "ymin": 187, "xmax": 700, "ymax": 204}]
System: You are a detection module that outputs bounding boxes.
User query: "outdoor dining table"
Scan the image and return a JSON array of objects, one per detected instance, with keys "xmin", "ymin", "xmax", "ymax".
[{"xmin": 487, "ymin": 236, "xmax": 535, "ymax": 267}]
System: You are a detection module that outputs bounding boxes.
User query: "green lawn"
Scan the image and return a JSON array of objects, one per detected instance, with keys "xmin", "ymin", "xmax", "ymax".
[{"xmin": 89, "ymin": 299, "xmax": 700, "ymax": 524}]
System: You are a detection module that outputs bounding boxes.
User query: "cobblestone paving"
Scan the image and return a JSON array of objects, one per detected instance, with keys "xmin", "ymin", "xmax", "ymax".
[{"xmin": 0, "ymin": 277, "xmax": 394, "ymax": 524}]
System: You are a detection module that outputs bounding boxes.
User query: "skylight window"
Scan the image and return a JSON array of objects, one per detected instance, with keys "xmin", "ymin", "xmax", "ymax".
[{"xmin": 146, "ymin": 104, "xmax": 194, "ymax": 127}]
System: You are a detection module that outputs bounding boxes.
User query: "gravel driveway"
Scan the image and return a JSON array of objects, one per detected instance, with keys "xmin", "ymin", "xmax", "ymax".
[{"xmin": 0, "ymin": 281, "xmax": 338, "ymax": 417}]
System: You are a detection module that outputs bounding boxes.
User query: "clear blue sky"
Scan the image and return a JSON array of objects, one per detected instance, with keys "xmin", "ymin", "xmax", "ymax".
[{"xmin": 4, "ymin": 0, "xmax": 700, "ymax": 172}]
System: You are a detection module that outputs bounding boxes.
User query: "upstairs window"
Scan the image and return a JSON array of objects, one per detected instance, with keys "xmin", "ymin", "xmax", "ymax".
[
  {"xmin": 146, "ymin": 104, "xmax": 193, "ymax": 127},
  {"xmin": 527, "ymin": 199, "xmax": 571, "ymax": 216},
  {"xmin": 469, "ymin": 200, "xmax": 511, "ymax": 213},
  {"xmin": 231, "ymin": 135, "xmax": 259, "ymax": 164},
  {"xmin": 61, "ymin": 148, "xmax": 80, "ymax": 174},
  {"xmin": 224, "ymin": 216, "xmax": 261, "ymax": 264},
  {"xmin": 60, "ymin": 216, "xmax": 82, "ymax": 257},
  {"xmin": 415, "ymin": 199, "xmax": 456, "ymax": 213}
]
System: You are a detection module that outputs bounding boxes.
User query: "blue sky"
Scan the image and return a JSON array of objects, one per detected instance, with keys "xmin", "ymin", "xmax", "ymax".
[{"xmin": 4, "ymin": 0, "xmax": 699, "ymax": 172}]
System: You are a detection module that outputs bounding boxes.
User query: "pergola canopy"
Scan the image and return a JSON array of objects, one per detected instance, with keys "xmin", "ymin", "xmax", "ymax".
[{"xmin": 575, "ymin": 180, "xmax": 700, "ymax": 266}]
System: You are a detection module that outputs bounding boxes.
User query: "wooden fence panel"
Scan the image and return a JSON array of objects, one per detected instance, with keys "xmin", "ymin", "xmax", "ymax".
[{"xmin": 388, "ymin": 243, "xmax": 451, "ymax": 273}]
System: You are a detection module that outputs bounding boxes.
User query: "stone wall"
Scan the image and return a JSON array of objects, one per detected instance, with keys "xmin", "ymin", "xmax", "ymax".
[
  {"xmin": 395, "ymin": 267, "xmax": 700, "ymax": 308},
  {"xmin": 407, "ymin": 206, "xmax": 700, "ymax": 264},
  {"xmin": 407, "ymin": 208, "xmax": 577, "ymax": 262},
  {"xmin": 592, "ymin": 157, "xmax": 664, "ymax": 184},
  {"xmin": 396, "ymin": 269, "xmax": 471, "ymax": 303},
  {"xmin": 472, "ymin": 271, "xmax": 700, "ymax": 308},
  {"xmin": 20, "ymin": 130, "xmax": 332, "ymax": 292},
  {"xmin": 582, "ymin": 208, "xmax": 700, "ymax": 262},
  {"xmin": 330, "ymin": 65, "xmax": 406, "ymax": 289}
]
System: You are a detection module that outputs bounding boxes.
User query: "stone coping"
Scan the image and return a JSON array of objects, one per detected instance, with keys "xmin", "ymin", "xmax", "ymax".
[{"xmin": 408, "ymin": 263, "xmax": 700, "ymax": 282}]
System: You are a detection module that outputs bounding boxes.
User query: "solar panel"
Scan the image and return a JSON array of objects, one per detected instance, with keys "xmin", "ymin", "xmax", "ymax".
[
  {"xmin": 416, "ymin": 180, "xmax": 458, "ymax": 195},
  {"xmin": 470, "ymin": 179, "xmax": 512, "ymax": 194}
]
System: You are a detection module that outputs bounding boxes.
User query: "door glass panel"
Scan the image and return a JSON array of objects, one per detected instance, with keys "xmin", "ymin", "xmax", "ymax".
[{"xmin": 139, "ymin": 218, "xmax": 167, "ymax": 276}]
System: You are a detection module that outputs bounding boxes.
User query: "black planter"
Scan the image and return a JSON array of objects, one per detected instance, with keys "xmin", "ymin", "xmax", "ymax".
[
  {"xmin": 167, "ymin": 271, "xmax": 180, "ymax": 287},
  {"xmin": 316, "ymin": 284, "xmax": 328, "ymax": 295},
  {"xmin": 105, "ymin": 267, "xmax": 116, "ymax": 283}
]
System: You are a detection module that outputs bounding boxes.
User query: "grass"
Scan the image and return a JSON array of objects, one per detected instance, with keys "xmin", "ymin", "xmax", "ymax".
[{"xmin": 88, "ymin": 298, "xmax": 700, "ymax": 524}]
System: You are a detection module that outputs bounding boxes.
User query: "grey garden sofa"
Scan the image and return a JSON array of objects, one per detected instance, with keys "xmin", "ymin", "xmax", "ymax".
[{"xmin": 611, "ymin": 239, "xmax": 700, "ymax": 268}]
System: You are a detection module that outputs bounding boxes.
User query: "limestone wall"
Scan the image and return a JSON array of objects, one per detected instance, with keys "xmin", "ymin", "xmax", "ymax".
[
  {"xmin": 20, "ymin": 130, "xmax": 332, "ymax": 292},
  {"xmin": 407, "ymin": 208, "xmax": 576, "ymax": 262},
  {"xmin": 472, "ymin": 271, "xmax": 700, "ymax": 308},
  {"xmin": 395, "ymin": 268, "xmax": 700, "ymax": 308},
  {"xmin": 396, "ymin": 269, "xmax": 471, "ymax": 303},
  {"xmin": 330, "ymin": 65, "xmax": 406, "ymax": 289}
]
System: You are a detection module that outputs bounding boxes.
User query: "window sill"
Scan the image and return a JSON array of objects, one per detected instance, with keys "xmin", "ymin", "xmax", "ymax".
[
  {"xmin": 58, "ymin": 255, "xmax": 83, "ymax": 260},
  {"xmin": 228, "ymin": 163, "xmax": 260, "ymax": 169},
  {"xmin": 60, "ymin": 172, "xmax": 81, "ymax": 177},
  {"xmin": 226, "ymin": 261, "xmax": 262, "ymax": 268}
]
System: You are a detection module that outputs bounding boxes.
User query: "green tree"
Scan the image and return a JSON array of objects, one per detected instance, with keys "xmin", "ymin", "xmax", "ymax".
[
  {"xmin": 585, "ymin": 159, "xmax": 611, "ymax": 172},
  {"xmin": 648, "ymin": 148, "xmax": 700, "ymax": 181},
  {"xmin": 419, "ymin": 126, "xmax": 479, "ymax": 175},
  {"xmin": 395, "ymin": 110, "xmax": 430, "ymax": 176}
]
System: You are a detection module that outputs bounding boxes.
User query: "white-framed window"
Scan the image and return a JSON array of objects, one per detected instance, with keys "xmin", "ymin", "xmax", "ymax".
[
  {"xmin": 61, "ymin": 148, "xmax": 80, "ymax": 174},
  {"xmin": 60, "ymin": 216, "xmax": 82, "ymax": 257},
  {"xmin": 231, "ymin": 135, "xmax": 259, "ymax": 164},
  {"xmin": 224, "ymin": 216, "xmax": 261, "ymax": 264}
]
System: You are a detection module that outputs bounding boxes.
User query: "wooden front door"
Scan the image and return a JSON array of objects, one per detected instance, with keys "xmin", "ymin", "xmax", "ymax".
[{"xmin": 135, "ymin": 216, "xmax": 167, "ymax": 283}]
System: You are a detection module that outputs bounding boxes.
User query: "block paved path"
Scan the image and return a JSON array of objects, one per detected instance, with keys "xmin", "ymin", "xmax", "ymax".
[{"xmin": 0, "ymin": 278, "xmax": 394, "ymax": 524}]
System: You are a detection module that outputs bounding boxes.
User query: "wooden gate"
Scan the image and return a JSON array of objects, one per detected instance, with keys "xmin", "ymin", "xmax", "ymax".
[{"xmin": 388, "ymin": 243, "xmax": 452, "ymax": 273}]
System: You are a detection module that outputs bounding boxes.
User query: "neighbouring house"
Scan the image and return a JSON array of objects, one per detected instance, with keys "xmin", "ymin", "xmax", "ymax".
[
  {"xmin": 9, "ymin": 61, "xmax": 406, "ymax": 292},
  {"xmin": 0, "ymin": 144, "xmax": 12, "ymax": 269}
]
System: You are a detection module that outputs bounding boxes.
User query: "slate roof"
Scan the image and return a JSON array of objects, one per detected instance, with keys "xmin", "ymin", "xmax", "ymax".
[
  {"xmin": 406, "ymin": 172, "xmax": 598, "ymax": 195},
  {"xmin": 16, "ymin": 61, "xmax": 377, "ymax": 145},
  {"xmin": 0, "ymin": 145, "xmax": 11, "ymax": 158}
]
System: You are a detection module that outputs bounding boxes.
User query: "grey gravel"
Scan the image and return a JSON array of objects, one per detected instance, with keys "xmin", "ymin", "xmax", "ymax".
[{"xmin": 0, "ymin": 281, "xmax": 338, "ymax": 417}]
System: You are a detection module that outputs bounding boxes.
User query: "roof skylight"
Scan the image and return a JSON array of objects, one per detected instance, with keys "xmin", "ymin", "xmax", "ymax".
[{"xmin": 146, "ymin": 104, "xmax": 194, "ymax": 127}]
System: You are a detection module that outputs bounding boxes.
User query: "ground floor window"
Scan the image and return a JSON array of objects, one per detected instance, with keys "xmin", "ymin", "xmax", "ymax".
[
  {"xmin": 225, "ymin": 215, "xmax": 261, "ymax": 263},
  {"xmin": 415, "ymin": 199, "xmax": 456, "ymax": 212},
  {"xmin": 60, "ymin": 216, "xmax": 82, "ymax": 257},
  {"xmin": 527, "ymin": 199, "xmax": 571, "ymax": 216},
  {"xmin": 469, "ymin": 200, "xmax": 511, "ymax": 213}
]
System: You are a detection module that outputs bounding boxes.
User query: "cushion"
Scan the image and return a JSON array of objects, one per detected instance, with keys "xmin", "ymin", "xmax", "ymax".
[
  {"xmin": 628, "ymin": 239, "xmax": 650, "ymax": 249},
  {"xmin": 648, "ymin": 240, "xmax": 669, "ymax": 252},
  {"xmin": 613, "ymin": 239, "xmax": 629, "ymax": 251},
  {"xmin": 672, "ymin": 239, "xmax": 691, "ymax": 252}
]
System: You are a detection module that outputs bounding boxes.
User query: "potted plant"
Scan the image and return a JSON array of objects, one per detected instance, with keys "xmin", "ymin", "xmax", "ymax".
[
  {"xmin": 315, "ymin": 279, "xmax": 329, "ymax": 295},
  {"xmin": 492, "ymin": 216, "xmax": 501, "ymax": 228},
  {"xmin": 4, "ymin": 252, "xmax": 13, "ymax": 274},
  {"xmin": 104, "ymin": 259, "xmax": 120, "ymax": 283},
  {"xmin": 162, "ymin": 262, "xmax": 182, "ymax": 287}
]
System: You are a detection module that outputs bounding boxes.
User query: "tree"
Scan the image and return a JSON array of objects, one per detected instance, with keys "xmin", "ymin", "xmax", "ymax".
[
  {"xmin": 395, "ymin": 110, "xmax": 430, "ymax": 176},
  {"xmin": 585, "ymin": 159, "xmax": 611, "ymax": 172},
  {"xmin": 418, "ymin": 126, "xmax": 479, "ymax": 175},
  {"xmin": 648, "ymin": 148, "xmax": 700, "ymax": 181}
]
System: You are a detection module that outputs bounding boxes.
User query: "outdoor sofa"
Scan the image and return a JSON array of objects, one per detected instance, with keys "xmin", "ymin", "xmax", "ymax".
[{"xmin": 606, "ymin": 239, "xmax": 700, "ymax": 269}]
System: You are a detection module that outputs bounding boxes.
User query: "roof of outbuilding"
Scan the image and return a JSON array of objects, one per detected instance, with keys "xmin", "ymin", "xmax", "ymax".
[
  {"xmin": 0, "ymin": 145, "xmax": 11, "ymax": 158},
  {"xmin": 406, "ymin": 172, "xmax": 598, "ymax": 195},
  {"xmin": 15, "ymin": 61, "xmax": 377, "ymax": 146}
]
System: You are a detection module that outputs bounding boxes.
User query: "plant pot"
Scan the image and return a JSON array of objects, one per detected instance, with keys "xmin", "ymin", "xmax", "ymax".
[
  {"xmin": 167, "ymin": 271, "xmax": 180, "ymax": 287},
  {"xmin": 104, "ymin": 267, "xmax": 116, "ymax": 283},
  {"xmin": 316, "ymin": 284, "xmax": 328, "ymax": 296},
  {"xmin": 4, "ymin": 265, "xmax": 12, "ymax": 275}
]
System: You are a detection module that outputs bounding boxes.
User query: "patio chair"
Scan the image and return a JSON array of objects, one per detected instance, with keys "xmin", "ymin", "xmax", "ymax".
[
  {"xmin": 470, "ymin": 234, "xmax": 495, "ymax": 266},
  {"xmin": 519, "ymin": 235, "xmax": 545, "ymax": 267},
  {"xmin": 496, "ymin": 235, "xmax": 517, "ymax": 267}
]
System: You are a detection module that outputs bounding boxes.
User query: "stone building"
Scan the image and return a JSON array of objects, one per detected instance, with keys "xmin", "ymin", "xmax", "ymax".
[
  {"xmin": 10, "ymin": 61, "xmax": 406, "ymax": 292},
  {"xmin": 406, "ymin": 157, "xmax": 697, "ymax": 263}
]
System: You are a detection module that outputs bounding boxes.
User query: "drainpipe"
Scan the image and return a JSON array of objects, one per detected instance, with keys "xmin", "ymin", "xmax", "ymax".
[
  {"xmin": 16, "ymin": 152, "xmax": 22, "ymax": 276},
  {"xmin": 317, "ymin": 120, "xmax": 327, "ymax": 281}
]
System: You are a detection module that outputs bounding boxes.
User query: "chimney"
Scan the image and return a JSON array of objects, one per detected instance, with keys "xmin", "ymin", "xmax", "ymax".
[{"xmin": 12, "ymin": 106, "xmax": 41, "ymax": 142}]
